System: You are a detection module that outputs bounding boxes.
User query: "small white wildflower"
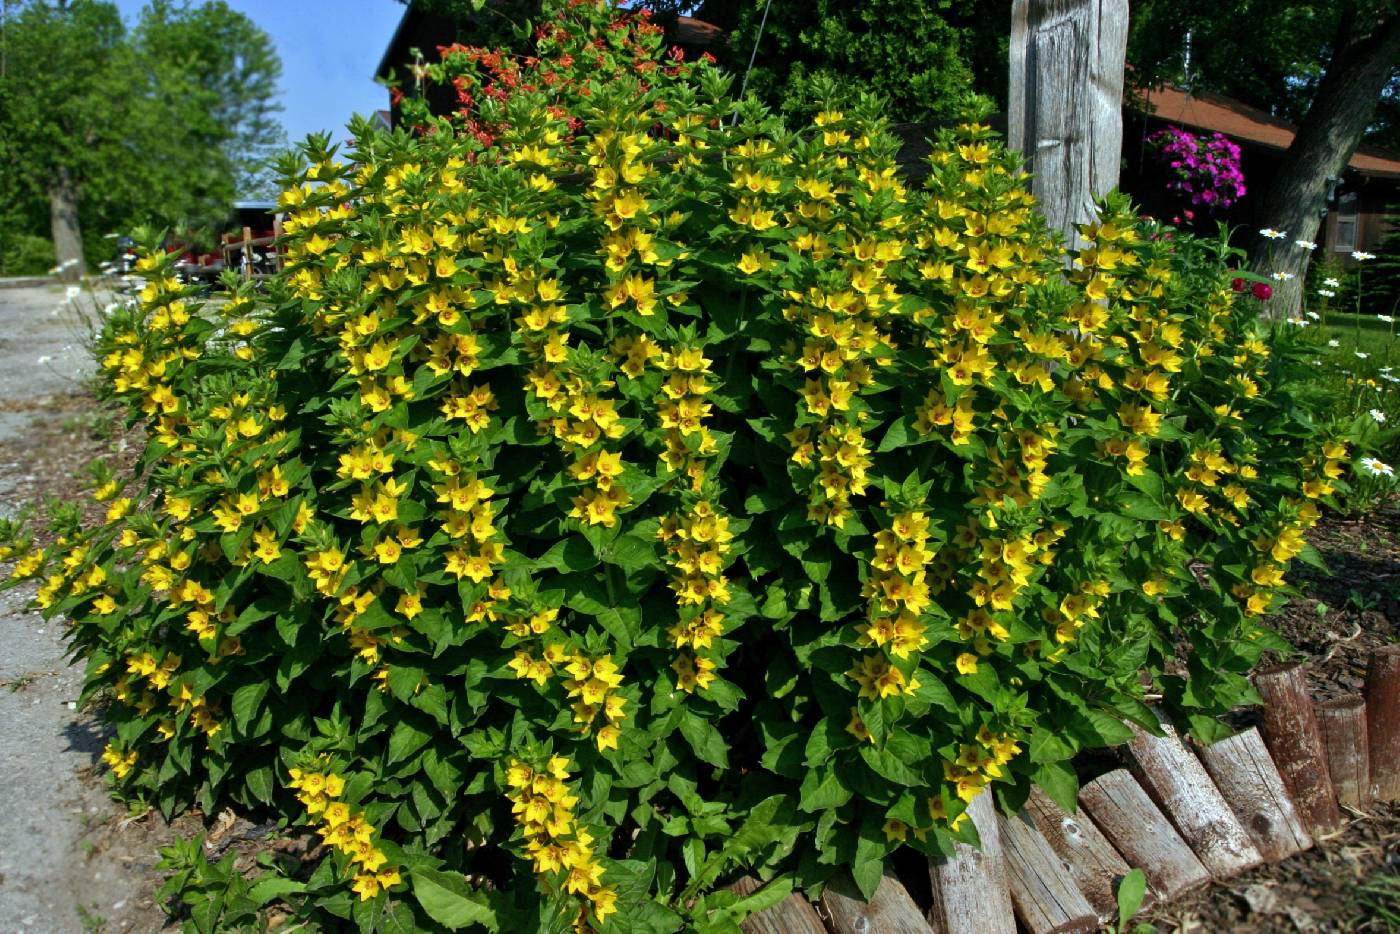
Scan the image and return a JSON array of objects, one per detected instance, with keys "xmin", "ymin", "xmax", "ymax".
[
  {"xmin": 1328, "ymin": 339, "xmax": 1340, "ymax": 348},
  {"xmin": 1294, "ymin": 240, "xmax": 1317, "ymax": 251},
  {"xmin": 1324, "ymin": 277, "xmax": 1341, "ymax": 288},
  {"xmin": 1272, "ymin": 271, "xmax": 1296, "ymax": 281},
  {"xmin": 64, "ymin": 285, "xmax": 81, "ymax": 301},
  {"xmin": 1317, "ymin": 289, "xmax": 1336, "ymax": 298},
  {"xmin": 1358, "ymin": 456, "xmax": 1395, "ymax": 478},
  {"xmin": 1306, "ymin": 311, "xmax": 1320, "ymax": 320},
  {"xmin": 1288, "ymin": 316, "xmax": 1309, "ymax": 326},
  {"xmin": 1352, "ymin": 251, "xmax": 1376, "ymax": 261},
  {"xmin": 1382, "ymin": 366, "xmax": 1394, "ymax": 373},
  {"xmin": 1379, "ymin": 314, "xmax": 1394, "ymax": 323},
  {"xmin": 1260, "ymin": 228, "xmax": 1288, "ymax": 240},
  {"xmin": 1370, "ymin": 409, "xmax": 1387, "ymax": 424},
  {"xmin": 1356, "ymin": 351, "xmax": 1370, "ymax": 359},
  {"xmin": 1384, "ymin": 374, "xmax": 1400, "ymax": 384},
  {"xmin": 36, "ymin": 355, "xmax": 52, "ymax": 365}
]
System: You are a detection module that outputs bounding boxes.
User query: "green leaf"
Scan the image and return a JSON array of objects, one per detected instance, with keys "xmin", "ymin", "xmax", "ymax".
[
  {"xmin": 1116, "ymin": 868, "xmax": 1148, "ymax": 929},
  {"xmin": 799, "ymin": 766, "xmax": 852, "ymax": 812},
  {"xmin": 231, "ymin": 681, "xmax": 269, "ymax": 734},
  {"xmin": 679, "ymin": 711, "xmax": 729, "ymax": 768},
  {"xmin": 248, "ymin": 873, "xmax": 305, "ymax": 906},
  {"xmin": 410, "ymin": 866, "xmax": 499, "ymax": 931},
  {"xmin": 388, "ymin": 718, "xmax": 432, "ymax": 765},
  {"xmin": 1033, "ymin": 759, "xmax": 1079, "ymax": 813}
]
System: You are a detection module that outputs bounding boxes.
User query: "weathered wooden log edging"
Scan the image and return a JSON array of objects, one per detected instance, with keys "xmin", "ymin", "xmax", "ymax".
[
  {"xmin": 1316, "ymin": 695, "xmax": 1372, "ymax": 810},
  {"xmin": 731, "ymin": 874, "xmax": 827, "ymax": 934},
  {"xmin": 1123, "ymin": 712, "xmax": 1263, "ymax": 878},
  {"xmin": 927, "ymin": 791, "xmax": 1016, "ymax": 934},
  {"xmin": 1078, "ymin": 768, "xmax": 1211, "ymax": 900},
  {"xmin": 820, "ymin": 872, "xmax": 934, "ymax": 934},
  {"xmin": 1364, "ymin": 646, "xmax": 1400, "ymax": 802},
  {"xmin": 999, "ymin": 809, "xmax": 1098, "ymax": 934},
  {"xmin": 1023, "ymin": 786, "xmax": 1149, "ymax": 923},
  {"xmin": 1254, "ymin": 663, "xmax": 1344, "ymax": 836},
  {"xmin": 1198, "ymin": 726, "xmax": 1313, "ymax": 862}
]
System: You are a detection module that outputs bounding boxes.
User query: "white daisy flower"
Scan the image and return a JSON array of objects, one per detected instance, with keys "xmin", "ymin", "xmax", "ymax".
[
  {"xmin": 1369, "ymin": 409, "xmax": 1387, "ymax": 423},
  {"xmin": 1260, "ymin": 228, "xmax": 1288, "ymax": 240},
  {"xmin": 1294, "ymin": 240, "xmax": 1317, "ymax": 250},
  {"xmin": 1272, "ymin": 271, "xmax": 1296, "ymax": 281},
  {"xmin": 1358, "ymin": 456, "xmax": 1395, "ymax": 478},
  {"xmin": 1352, "ymin": 251, "xmax": 1376, "ymax": 261},
  {"xmin": 1306, "ymin": 311, "xmax": 1320, "ymax": 320},
  {"xmin": 1324, "ymin": 277, "xmax": 1341, "ymax": 288},
  {"xmin": 1317, "ymin": 289, "xmax": 1336, "ymax": 298},
  {"xmin": 1356, "ymin": 351, "xmax": 1370, "ymax": 359},
  {"xmin": 1327, "ymin": 339, "xmax": 1340, "ymax": 348},
  {"xmin": 1379, "ymin": 315, "xmax": 1394, "ymax": 323}
]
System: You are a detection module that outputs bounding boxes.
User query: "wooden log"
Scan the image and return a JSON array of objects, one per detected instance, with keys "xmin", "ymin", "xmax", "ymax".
[
  {"xmin": 821, "ymin": 871, "xmax": 935, "ymax": 934},
  {"xmin": 1000, "ymin": 809, "xmax": 1098, "ymax": 934},
  {"xmin": 1123, "ymin": 711, "xmax": 1263, "ymax": 878},
  {"xmin": 1024, "ymin": 787, "xmax": 1150, "ymax": 923},
  {"xmin": 1365, "ymin": 646, "xmax": 1400, "ymax": 801},
  {"xmin": 730, "ymin": 875, "xmax": 826, "ymax": 934},
  {"xmin": 1197, "ymin": 727, "xmax": 1313, "ymax": 862},
  {"xmin": 1316, "ymin": 696, "xmax": 1371, "ymax": 809},
  {"xmin": 1078, "ymin": 769, "xmax": 1211, "ymax": 900},
  {"xmin": 1008, "ymin": 0, "xmax": 1130, "ymax": 245},
  {"xmin": 928, "ymin": 791, "xmax": 1016, "ymax": 934},
  {"xmin": 1255, "ymin": 663, "xmax": 1343, "ymax": 835}
]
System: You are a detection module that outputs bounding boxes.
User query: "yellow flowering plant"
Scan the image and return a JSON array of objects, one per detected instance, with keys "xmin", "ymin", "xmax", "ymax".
[{"xmin": 0, "ymin": 2, "xmax": 1358, "ymax": 929}]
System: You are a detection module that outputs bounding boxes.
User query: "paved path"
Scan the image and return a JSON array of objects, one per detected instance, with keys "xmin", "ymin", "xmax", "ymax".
[{"xmin": 0, "ymin": 285, "xmax": 167, "ymax": 931}]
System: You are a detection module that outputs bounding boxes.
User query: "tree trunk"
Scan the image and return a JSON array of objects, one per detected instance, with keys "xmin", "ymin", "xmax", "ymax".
[
  {"xmin": 48, "ymin": 164, "xmax": 85, "ymax": 281},
  {"xmin": 1250, "ymin": 13, "xmax": 1400, "ymax": 319}
]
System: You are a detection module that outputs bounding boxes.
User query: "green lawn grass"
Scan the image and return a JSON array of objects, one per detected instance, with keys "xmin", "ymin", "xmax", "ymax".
[{"xmin": 1302, "ymin": 309, "xmax": 1400, "ymax": 463}]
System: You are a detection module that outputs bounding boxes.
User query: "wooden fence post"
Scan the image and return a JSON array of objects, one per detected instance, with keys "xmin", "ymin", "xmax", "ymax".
[
  {"xmin": 1365, "ymin": 646, "xmax": 1400, "ymax": 801},
  {"xmin": 1008, "ymin": 0, "xmax": 1130, "ymax": 245}
]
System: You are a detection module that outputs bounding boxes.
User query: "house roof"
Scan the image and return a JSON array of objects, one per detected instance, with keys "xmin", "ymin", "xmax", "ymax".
[{"xmin": 1137, "ymin": 85, "xmax": 1400, "ymax": 180}]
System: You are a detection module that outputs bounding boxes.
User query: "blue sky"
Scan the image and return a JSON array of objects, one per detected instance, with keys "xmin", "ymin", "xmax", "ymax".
[{"xmin": 114, "ymin": 0, "xmax": 407, "ymax": 145}]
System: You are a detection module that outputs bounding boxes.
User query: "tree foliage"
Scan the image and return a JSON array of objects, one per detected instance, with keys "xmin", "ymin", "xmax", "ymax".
[
  {"xmin": 0, "ymin": 0, "xmax": 285, "ymax": 263},
  {"xmin": 1128, "ymin": 0, "xmax": 1400, "ymax": 150}
]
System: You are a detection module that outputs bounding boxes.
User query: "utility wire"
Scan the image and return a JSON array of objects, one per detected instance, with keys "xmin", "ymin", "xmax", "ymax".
[{"xmin": 732, "ymin": 0, "xmax": 774, "ymax": 124}]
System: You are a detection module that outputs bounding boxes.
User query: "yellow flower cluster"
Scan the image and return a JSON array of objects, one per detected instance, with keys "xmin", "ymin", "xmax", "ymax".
[
  {"xmin": 289, "ymin": 768, "xmax": 402, "ymax": 901},
  {"xmin": 101, "ymin": 741, "xmax": 137, "ymax": 779},
  {"xmin": 505, "ymin": 756, "xmax": 616, "ymax": 927}
]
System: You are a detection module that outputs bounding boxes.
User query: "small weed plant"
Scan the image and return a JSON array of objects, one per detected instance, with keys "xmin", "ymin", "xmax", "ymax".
[{"xmin": 0, "ymin": 2, "xmax": 1363, "ymax": 930}]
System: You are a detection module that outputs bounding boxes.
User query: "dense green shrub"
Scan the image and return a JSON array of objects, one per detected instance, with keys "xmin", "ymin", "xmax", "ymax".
[
  {"xmin": 0, "ymin": 230, "xmax": 56, "ymax": 277},
  {"xmin": 1, "ymin": 2, "xmax": 1358, "ymax": 930}
]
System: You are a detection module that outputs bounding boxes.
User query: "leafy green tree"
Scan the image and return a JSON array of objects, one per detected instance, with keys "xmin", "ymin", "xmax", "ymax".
[
  {"xmin": 0, "ymin": 0, "xmax": 285, "ymax": 276},
  {"xmin": 712, "ymin": 0, "xmax": 995, "ymax": 124},
  {"xmin": 0, "ymin": 0, "xmax": 127, "ymax": 277}
]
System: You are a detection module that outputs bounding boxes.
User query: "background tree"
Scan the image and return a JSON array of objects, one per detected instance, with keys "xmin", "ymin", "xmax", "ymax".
[
  {"xmin": 0, "ymin": 0, "xmax": 285, "ymax": 276},
  {"xmin": 1129, "ymin": 0, "xmax": 1400, "ymax": 316},
  {"xmin": 707, "ymin": 0, "xmax": 997, "ymax": 124},
  {"xmin": 0, "ymin": 0, "xmax": 127, "ymax": 278}
]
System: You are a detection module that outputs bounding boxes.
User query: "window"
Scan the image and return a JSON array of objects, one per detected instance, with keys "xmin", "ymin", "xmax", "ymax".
[{"xmin": 1334, "ymin": 192, "xmax": 1358, "ymax": 252}]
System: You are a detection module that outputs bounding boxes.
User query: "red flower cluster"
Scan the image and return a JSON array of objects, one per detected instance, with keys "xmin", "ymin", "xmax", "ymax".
[{"xmin": 393, "ymin": 0, "xmax": 708, "ymax": 152}]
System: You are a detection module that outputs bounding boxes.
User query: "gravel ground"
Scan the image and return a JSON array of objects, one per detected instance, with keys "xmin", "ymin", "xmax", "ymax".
[{"xmin": 0, "ymin": 284, "xmax": 172, "ymax": 933}]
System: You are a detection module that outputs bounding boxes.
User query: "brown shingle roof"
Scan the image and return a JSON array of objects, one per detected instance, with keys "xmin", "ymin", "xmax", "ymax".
[{"xmin": 1137, "ymin": 85, "xmax": 1400, "ymax": 180}]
